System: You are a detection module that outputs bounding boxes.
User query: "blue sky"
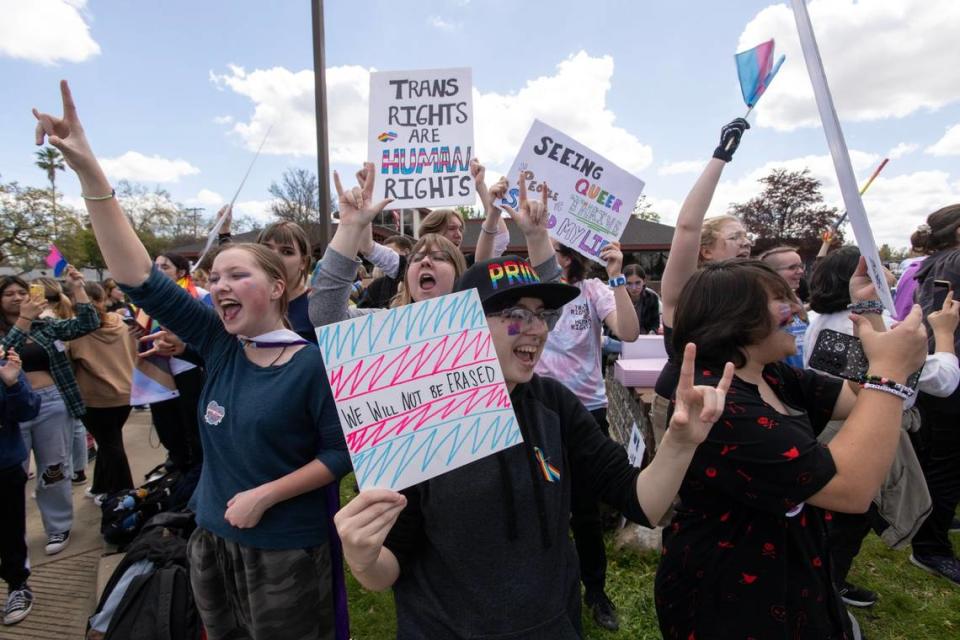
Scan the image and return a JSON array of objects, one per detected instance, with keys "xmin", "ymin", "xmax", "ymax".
[{"xmin": 2, "ymin": 0, "xmax": 960, "ymax": 246}]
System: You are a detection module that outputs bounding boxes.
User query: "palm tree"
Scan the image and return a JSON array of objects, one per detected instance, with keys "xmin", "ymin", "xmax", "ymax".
[{"xmin": 35, "ymin": 146, "xmax": 65, "ymax": 238}]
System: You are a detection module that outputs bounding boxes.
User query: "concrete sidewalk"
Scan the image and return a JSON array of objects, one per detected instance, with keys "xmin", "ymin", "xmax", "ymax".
[{"xmin": 1, "ymin": 410, "xmax": 166, "ymax": 640}]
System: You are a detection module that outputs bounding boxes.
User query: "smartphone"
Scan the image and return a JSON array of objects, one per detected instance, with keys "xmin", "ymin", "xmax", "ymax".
[
  {"xmin": 932, "ymin": 279, "xmax": 952, "ymax": 310},
  {"xmin": 808, "ymin": 329, "xmax": 922, "ymax": 389},
  {"xmin": 29, "ymin": 283, "xmax": 45, "ymax": 301}
]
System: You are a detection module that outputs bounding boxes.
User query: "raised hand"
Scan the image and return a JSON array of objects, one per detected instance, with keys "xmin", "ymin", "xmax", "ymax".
[
  {"xmin": 215, "ymin": 204, "xmax": 233, "ymax": 234},
  {"xmin": 0, "ymin": 348, "xmax": 23, "ymax": 387},
  {"xmin": 33, "ymin": 80, "xmax": 99, "ymax": 176},
  {"xmin": 713, "ymin": 117, "xmax": 750, "ymax": 163},
  {"xmin": 928, "ymin": 289, "xmax": 960, "ymax": 337},
  {"xmin": 471, "ymin": 158, "xmax": 500, "ymax": 215},
  {"xmin": 599, "ymin": 241, "xmax": 624, "ymax": 279},
  {"xmin": 138, "ymin": 329, "xmax": 186, "ymax": 358},
  {"xmin": 18, "ymin": 296, "xmax": 46, "ymax": 322},
  {"xmin": 855, "ymin": 304, "xmax": 927, "ymax": 384},
  {"xmin": 847, "ymin": 256, "xmax": 879, "ymax": 303},
  {"xmin": 502, "ymin": 172, "xmax": 549, "ymax": 237},
  {"xmin": 334, "ymin": 162, "xmax": 394, "ymax": 228},
  {"xmin": 669, "ymin": 343, "xmax": 735, "ymax": 447},
  {"xmin": 334, "ymin": 489, "xmax": 407, "ymax": 573},
  {"xmin": 63, "ymin": 264, "xmax": 85, "ymax": 291}
]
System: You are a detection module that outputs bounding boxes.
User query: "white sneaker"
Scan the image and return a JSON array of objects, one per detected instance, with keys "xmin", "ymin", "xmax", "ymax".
[
  {"xmin": 2, "ymin": 585, "xmax": 33, "ymax": 625},
  {"xmin": 45, "ymin": 531, "xmax": 70, "ymax": 555}
]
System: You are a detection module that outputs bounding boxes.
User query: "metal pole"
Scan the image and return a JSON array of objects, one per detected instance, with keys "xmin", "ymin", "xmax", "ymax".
[{"xmin": 311, "ymin": 0, "xmax": 331, "ymax": 252}]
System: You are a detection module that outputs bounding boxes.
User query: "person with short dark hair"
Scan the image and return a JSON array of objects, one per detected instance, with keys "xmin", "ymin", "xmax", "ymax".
[
  {"xmin": 655, "ymin": 258, "xmax": 928, "ymax": 639},
  {"xmin": 624, "ymin": 264, "xmax": 661, "ymax": 334}
]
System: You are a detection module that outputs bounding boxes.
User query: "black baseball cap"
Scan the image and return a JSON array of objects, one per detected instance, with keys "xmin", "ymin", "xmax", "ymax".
[{"xmin": 455, "ymin": 256, "xmax": 579, "ymax": 313}]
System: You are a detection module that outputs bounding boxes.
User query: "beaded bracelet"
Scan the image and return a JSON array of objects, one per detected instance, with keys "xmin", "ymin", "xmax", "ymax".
[
  {"xmin": 860, "ymin": 374, "xmax": 914, "ymax": 400},
  {"xmin": 846, "ymin": 300, "xmax": 884, "ymax": 315}
]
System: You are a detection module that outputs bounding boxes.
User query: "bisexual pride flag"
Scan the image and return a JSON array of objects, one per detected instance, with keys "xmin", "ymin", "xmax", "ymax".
[
  {"xmin": 44, "ymin": 244, "xmax": 68, "ymax": 277},
  {"xmin": 735, "ymin": 39, "xmax": 785, "ymax": 108}
]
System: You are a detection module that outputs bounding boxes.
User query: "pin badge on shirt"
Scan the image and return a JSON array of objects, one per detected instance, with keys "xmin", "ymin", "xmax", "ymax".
[{"xmin": 204, "ymin": 400, "xmax": 226, "ymax": 426}]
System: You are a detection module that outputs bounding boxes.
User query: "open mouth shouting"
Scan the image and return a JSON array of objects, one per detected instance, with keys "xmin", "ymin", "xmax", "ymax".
[
  {"xmin": 218, "ymin": 298, "xmax": 242, "ymax": 323},
  {"xmin": 513, "ymin": 343, "xmax": 541, "ymax": 368},
  {"xmin": 418, "ymin": 271, "xmax": 437, "ymax": 293}
]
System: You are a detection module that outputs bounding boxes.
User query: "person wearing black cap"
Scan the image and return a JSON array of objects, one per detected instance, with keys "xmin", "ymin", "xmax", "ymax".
[{"xmin": 334, "ymin": 255, "xmax": 736, "ymax": 639}]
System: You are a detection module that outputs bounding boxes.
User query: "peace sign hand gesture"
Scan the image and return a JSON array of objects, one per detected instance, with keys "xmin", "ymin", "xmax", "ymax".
[
  {"xmin": 33, "ymin": 80, "xmax": 99, "ymax": 177},
  {"xmin": 334, "ymin": 162, "xmax": 394, "ymax": 228},
  {"xmin": 669, "ymin": 343, "xmax": 735, "ymax": 448},
  {"xmin": 503, "ymin": 173, "xmax": 549, "ymax": 238}
]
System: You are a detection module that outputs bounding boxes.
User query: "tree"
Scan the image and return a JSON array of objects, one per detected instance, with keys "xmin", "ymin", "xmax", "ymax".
[
  {"xmin": 114, "ymin": 180, "xmax": 184, "ymax": 237},
  {"xmin": 34, "ymin": 146, "xmax": 65, "ymax": 239},
  {"xmin": 728, "ymin": 168, "xmax": 841, "ymax": 256},
  {"xmin": 268, "ymin": 168, "xmax": 320, "ymax": 226},
  {"xmin": 878, "ymin": 243, "xmax": 908, "ymax": 264},
  {"xmin": 0, "ymin": 180, "xmax": 57, "ymax": 270},
  {"xmin": 632, "ymin": 195, "xmax": 661, "ymax": 223}
]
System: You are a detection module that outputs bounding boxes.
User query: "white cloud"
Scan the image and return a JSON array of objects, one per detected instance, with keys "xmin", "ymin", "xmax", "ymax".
[
  {"xmin": 99, "ymin": 151, "xmax": 200, "ymax": 183},
  {"xmin": 0, "ymin": 0, "xmax": 100, "ymax": 65},
  {"xmin": 210, "ymin": 51, "xmax": 653, "ymax": 176},
  {"xmin": 234, "ymin": 199, "xmax": 275, "ymax": 223},
  {"xmin": 887, "ymin": 142, "xmax": 918, "ymax": 160},
  {"xmin": 185, "ymin": 189, "xmax": 224, "ymax": 208},
  {"xmin": 212, "ymin": 115, "xmax": 234, "ymax": 125},
  {"xmin": 657, "ymin": 160, "xmax": 704, "ymax": 176},
  {"xmin": 708, "ymin": 151, "xmax": 960, "ymax": 246},
  {"xmin": 645, "ymin": 196, "xmax": 682, "ymax": 226},
  {"xmin": 428, "ymin": 16, "xmax": 461, "ymax": 32},
  {"xmin": 926, "ymin": 124, "xmax": 960, "ymax": 156},
  {"xmin": 738, "ymin": 0, "xmax": 960, "ymax": 131}
]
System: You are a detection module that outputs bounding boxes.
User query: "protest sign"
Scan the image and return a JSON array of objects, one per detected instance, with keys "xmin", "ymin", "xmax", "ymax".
[
  {"xmin": 500, "ymin": 120, "xmax": 645, "ymax": 264},
  {"xmin": 316, "ymin": 289, "xmax": 521, "ymax": 491},
  {"xmin": 368, "ymin": 67, "xmax": 475, "ymax": 209},
  {"xmin": 791, "ymin": 0, "xmax": 895, "ymax": 313}
]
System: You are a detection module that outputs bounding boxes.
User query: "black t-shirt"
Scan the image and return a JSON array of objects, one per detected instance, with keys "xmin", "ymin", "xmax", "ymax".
[
  {"xmin": 654, "ymin": 325, "xmax": 680, "ymax": 398},
  {"xmin": 655, "ymin": 363, "xmax": 850, "ymax": 640}
]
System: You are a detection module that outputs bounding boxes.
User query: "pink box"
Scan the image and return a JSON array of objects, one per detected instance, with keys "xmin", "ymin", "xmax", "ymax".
[
  {"xmin": 614, "ymin": 358, "xmax": 669, "ymax": 388},
  {"xmin": 621, "ymin": 335, "xmax": 668, "ymax": 360}
]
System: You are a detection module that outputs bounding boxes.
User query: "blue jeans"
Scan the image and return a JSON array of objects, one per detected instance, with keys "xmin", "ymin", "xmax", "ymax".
[{"xmin": 20, "ymin": 386, "xmax": 74, "ymax": 536}]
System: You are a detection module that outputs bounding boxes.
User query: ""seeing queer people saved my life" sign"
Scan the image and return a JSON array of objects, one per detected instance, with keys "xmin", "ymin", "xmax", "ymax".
[
  {"xmin": 501, "ymin": 120, "xmax": 646, "ymax": 264},
  {"xmin": 368, "ymin": 67, "xmax": 475, "ymax": 210}
]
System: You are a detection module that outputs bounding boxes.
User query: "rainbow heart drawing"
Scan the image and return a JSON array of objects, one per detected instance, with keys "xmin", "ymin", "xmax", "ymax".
[{"xmin": 377, "ymin": 131, "xmax": 398, "ymax": 142}]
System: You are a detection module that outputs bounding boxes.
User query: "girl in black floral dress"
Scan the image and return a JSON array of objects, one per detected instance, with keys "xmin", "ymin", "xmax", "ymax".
[{"xmin": 655, "ymin": 259, "xmax": 927, "ymax": 639}]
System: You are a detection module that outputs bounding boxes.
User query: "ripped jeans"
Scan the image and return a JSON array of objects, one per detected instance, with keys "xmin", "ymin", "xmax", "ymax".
[{"xmin": 20, "ymin": 386, "xmax": 74, "ymax": 536}]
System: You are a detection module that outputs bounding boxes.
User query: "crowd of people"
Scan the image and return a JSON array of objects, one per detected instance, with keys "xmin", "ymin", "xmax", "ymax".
[{"xmin": 0, "ymin": 79, "xmax": 957, "ymax": 639}]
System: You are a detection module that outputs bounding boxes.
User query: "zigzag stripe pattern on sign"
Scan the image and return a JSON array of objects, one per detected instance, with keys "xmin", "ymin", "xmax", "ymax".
[
  {"xmin": 316, "ymin": 291, "xmax": 486, "ymax": 365},
  {"xmin": 328, "ymin": 328, "xmax": 495, "ymax": 401},
  {"xmin": 346, "ymin": 383, "xmax": 512, "ymax": 454},
  {"xmin": 353, "ymin": 413, "xmax": 521, "ymax": 487}
]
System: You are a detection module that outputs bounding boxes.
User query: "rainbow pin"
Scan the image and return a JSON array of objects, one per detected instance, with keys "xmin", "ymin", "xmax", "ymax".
[
  {"xmin": 534, "ymin": 447, "xmax": 561, "ymax": 483},
  {"xmin": 378, "ymin": 131, "xmax": 398, "ymax": 142}
]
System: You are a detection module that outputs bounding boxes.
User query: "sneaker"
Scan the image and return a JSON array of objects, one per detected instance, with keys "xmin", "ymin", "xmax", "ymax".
[
  {"xmin": 950, "ymin": 517, "xmax": 960, "ymax": 533},
  {"xmin": 93, "ymin": 493, "xmax": 106, "ymax": 507},
  {"xmin": 3, "ymin": 585, "xmax": 34, "ymax": 625},
  {"xmin": 587, "ymin": 593, "xmax": 620, "ymax": 631},
  {"xmin": 910, "ymin": 553, "xmax": 960, "ymax": 585},
  {"xmin": 71, "ymin": 470, "xmax": 87, "ymax": 485},
  {"xmin": 87, "ymin": 446, "xmax": 97, "ymax": 463},
  {"xmin": 45, "ymin": 531, "xmax": 70, "ymax": 556},
  {"xmin": 839, "ymin": 581, "xmax": 877, "ymax": 607}
]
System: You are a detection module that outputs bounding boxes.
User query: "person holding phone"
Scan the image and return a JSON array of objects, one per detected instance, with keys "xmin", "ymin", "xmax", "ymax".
[{"xmin": 908, "ymin": 204, "xmax": 960, "ymax": 585}]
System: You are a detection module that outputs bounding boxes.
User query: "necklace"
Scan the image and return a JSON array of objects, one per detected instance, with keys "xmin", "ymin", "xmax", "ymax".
[{"xmin": 267, "ymin": 345, "xmax": 287, "ymax": 367}]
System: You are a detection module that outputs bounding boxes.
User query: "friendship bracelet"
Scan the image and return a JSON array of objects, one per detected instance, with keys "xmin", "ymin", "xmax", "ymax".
[
  {"xmin": 479, "ymin": 225, "xmax": 499, "ymax": 235},
  {"xmin": 861, "ymin": 382, "xmax": 912, "ymax": 401},
  {"xmin": 608, "ymin": 274, "xmax": 627, "ymax": 288},
  {"xmin": 860, "ymin": 374, "xmax": 914, "ymax": 399},
  {"xmin": 81, "ymin": 188, "xmax": 116, "ymax": 201},
  {"xmin": 846, "ymin": 300, "xmax": 884, "ymax": 315}
]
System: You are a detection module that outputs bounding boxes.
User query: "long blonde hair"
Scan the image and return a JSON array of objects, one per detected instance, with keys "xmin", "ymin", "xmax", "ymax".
[
  {"xmin": 699, "ymin": 215, "xmax": 740, "ymax": 263},
  {"xmin": 390, "ymin": 234, "xmax": 467, "ymax": 307}
]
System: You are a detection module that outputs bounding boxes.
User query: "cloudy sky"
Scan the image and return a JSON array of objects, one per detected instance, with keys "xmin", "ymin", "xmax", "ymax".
[{"xmin": 2, "ymin": 0, "xmax": 959, "ymax": 247}]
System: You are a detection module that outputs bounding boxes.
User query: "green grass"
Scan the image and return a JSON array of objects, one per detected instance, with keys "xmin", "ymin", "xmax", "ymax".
[{"xmin": 340, "ymin": 478, "xmax": 960, "ymax": 639}]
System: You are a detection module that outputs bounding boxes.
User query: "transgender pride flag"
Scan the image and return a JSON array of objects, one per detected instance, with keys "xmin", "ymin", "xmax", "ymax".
[{"xmin": 735, "ymin": 39, "xmax": 786, "ymax": 108}]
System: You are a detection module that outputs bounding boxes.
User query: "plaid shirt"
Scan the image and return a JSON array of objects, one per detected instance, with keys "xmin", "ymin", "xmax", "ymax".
[{"xmin": 2, "ymin": 303, "xmax": 100, "ymax": 418}]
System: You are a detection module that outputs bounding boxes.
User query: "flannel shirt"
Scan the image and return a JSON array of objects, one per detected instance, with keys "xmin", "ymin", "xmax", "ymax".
[{"xmin": 1, "ymin": 303, "xmax": 100, "ymax": 417}]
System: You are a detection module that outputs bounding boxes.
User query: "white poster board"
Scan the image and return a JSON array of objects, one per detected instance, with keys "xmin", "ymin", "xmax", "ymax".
[
  {"xmin": 500, "ymin": 120, "xmax": 645, "ymax": 264},
  {"xmin": 316, "ymin": 289, "xmax": 522, "ymax": 491},
  {"xmin": 790, "ymin": 0, "xmax": 895, "ymax": 313},
  {"xmin": 367, "ymin": 67, "xmax": 475, "ymax": 210},
  {"xmin": 626, "ymin": 421, "xmax": 646, "ymax": 468}
]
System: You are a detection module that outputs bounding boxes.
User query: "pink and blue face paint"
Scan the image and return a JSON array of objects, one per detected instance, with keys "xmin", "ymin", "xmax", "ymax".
[{"xmin": 777, "ymin": 303, "xmax": 794, "ymax": 330}]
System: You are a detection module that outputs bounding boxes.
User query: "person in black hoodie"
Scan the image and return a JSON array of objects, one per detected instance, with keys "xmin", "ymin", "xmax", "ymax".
[
  {"xmin": 908, "ymin": 203, "xmax": 960, "ymax": 585},
  {"xmin": 334, "ymin": 255, "xmax": 735, "ymax": 639}
]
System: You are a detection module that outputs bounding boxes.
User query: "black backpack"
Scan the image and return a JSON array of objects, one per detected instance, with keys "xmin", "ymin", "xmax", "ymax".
[
  {"xmin": 92, "ymin": 511, "xmax": 202, "ymax": 640},
  {"xmin": 100, "ymin": 467, "xmax": 200, "ymax": 547}
]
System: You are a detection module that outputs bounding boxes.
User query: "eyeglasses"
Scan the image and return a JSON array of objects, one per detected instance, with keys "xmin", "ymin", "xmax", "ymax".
[
  {"xmin": 410, "ymin": 251, "xmax": 454, "ymax": 264},
  {"xmin": 487, "ymin": 306, "xmax": 562, "ymax": 331},
  {"xmin": 777, "ymin": 264, "xmax": 805, "ymax": 273},
  {"xmin": 724, "ymin": 232, "xmax": 753, "ymax": 243}
]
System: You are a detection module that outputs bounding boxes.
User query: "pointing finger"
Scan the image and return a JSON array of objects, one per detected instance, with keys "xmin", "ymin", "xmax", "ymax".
[
  {"xmin": 678, "ymin": 342, "xmax": 696, "ymax": 392},
  {"xmin": 716, "ymin": 362, "xmax": 735, "ymax": 395},
  {"xmin": 333, "ymin": 170, "xmax": 346, "ymax": 198},
  {"xmin": 541, "ymin": 181, "xmax": 548, "ymax": 206},
  {"xmin": 61, "ymin": 80, "xmax": 78, "ymax": 120},
  {"xmin": 518, "ymin": 172, "xmax": 527, "ymax": 204}
]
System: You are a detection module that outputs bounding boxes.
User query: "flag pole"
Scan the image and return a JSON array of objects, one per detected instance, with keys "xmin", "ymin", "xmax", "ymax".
[
  {"xmin": 831, "ymin": 157, "xmax": 890, "ymax": 229},
  {"xmin": 312, "ymin": 0, "xmax": 331, "ymax": 254}
]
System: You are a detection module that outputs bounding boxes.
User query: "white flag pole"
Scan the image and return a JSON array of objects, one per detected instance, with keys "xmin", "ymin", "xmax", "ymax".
[{"xmin": 790, "ymin": 0, "xmax": 894, "ymax": 313}]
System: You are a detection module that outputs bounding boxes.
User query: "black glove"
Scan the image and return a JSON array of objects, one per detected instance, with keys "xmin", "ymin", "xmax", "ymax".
[{"xmin": 713, "ymin": 118, "xmax": 751, "ymax": 162}]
